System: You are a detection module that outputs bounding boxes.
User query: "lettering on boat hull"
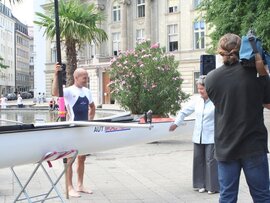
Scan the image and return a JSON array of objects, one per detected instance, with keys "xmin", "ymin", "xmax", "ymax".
[{"xmin": 93, "ymin": 126, "xmax": 131, "ymax": 133}]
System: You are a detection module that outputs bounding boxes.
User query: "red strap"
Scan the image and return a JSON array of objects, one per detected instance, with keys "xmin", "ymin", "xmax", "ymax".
[
  {"xmin": 40, "ymin": 150, "xmax": 78, "ymax": 168},
  {"xmin": 47, "ymin": 161, "xmax": 53, "ymax": 168}
]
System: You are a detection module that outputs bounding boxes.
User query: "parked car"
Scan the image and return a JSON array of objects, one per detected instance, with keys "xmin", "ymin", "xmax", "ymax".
[
  {"xmin": 28, "ymin": 91, "xmax": 34, "ymax": 98},
  {"xmin": 6, "ymin": 93, "xmax": 17, "ymax": 100},
  {"xmin": 20, "ymin": 92, "xmax": 32, "ymax": 99}
]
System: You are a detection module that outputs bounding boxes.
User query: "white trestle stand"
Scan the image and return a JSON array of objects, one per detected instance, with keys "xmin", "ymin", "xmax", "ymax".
[{"xmin": 10, "ymin": 149, "xmax": 78, "ymax": 203}]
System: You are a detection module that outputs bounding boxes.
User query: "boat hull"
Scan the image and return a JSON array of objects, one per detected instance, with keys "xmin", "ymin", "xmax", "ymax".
[{"xmin": 0, "ymin": 120, "xmax": 193, "ymax": 169}]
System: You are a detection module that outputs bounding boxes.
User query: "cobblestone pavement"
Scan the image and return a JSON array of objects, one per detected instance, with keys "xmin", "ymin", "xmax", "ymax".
[{"xmin": 1, "ymin": 110, "xmax": 270, "ymax": 202}]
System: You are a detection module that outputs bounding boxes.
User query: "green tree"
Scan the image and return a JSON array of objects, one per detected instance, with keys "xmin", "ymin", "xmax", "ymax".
[
  {"xmin": 198, "ymin": 0, "xmax": 270, "ymax": 53},
  {"xmin": 34, "ymin": 0, "xmax": 107, "ymax": 86},
  {"xmin": 0, "ymin": 56, "xmax": 8, "ymax": 69}
]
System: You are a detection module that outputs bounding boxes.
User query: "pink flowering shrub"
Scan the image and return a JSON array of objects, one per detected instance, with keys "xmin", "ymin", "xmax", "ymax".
[{"xmin": 108, "ymin": 40, "xmax": 189, "ymax": 116}]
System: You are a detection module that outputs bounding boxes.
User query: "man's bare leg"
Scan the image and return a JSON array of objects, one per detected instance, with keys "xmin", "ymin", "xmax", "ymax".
[
  {"xmin": 77, "ymin": 155, "xmax": 93, "ymax": 194},
  {"xmin": 67, "ymin": 158, "xmax": 81, "ymax": 197}
]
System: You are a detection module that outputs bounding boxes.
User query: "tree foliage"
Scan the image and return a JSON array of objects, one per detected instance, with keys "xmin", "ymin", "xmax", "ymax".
[
  {"xmin": 1, "ymin": 0, "xmax": 22, "ymax": 4},
  {"xmin": 109, "ymin": 40, "xmax": 189, "ymax": 116},
  {"xmin": 198, "ymin": 0, "xmax": 270, "ymax": 53},
  {"xmin": 0, "ymin": 56, "xmax": 8, "ymax": 69},
  {"xmin": 34, "ymin": 0, "xmax": 107, "ymax": 86}
]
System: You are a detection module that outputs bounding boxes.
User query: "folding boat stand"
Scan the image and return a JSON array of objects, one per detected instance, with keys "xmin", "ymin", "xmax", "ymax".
[{"xmin": 10, "ymin": 149, "xmax": 78, "ymax": 203}]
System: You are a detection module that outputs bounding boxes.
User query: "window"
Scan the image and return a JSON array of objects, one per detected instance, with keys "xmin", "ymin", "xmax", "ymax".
[
  {"xmin": 112, "ymin": 32, "xmax": 120, "ymax": 56},
  {"xmin": 168, "ymin": 0, "xmax": 178, "ymax": 13},
  {"xmin": 137, "ymin": 0, "xmax": 145, "ymax": 18},
  {"xmin": 112, "ymin": 3, "xmax": 121, "ymax": 22},
  {"xmin": 30, "ymin": 45, "xmax": 34, "ymax": 52},
  {"xmin": 50, "ymin": 43, "xmax": 57, "ymax": 63},
  {"xmin": 194, "ymin": 0, "xmax": 202, "ymax": 8},
  {"xmin": 194, "ymin": 21, "xmax": 205, "ymax": 49},
  {"xmin": 168, "ymin": 24, "xmax": 178, "ymax": 52},
  {"xmin": 136, "ymin": 29, "xmax": 145, "ymax": 42},
  {"xmin": 193, "ymin": 72, "xmax": 200, "ymax": 93},
  {"xmin": 89, "ymin": 44, "xmax": 95, "ymax": 58}
]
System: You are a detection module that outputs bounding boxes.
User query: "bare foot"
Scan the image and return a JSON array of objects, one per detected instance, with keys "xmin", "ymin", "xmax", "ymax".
[
  {"xmin": 68, "ymin": 188, "xmax": 81, "ymax": 197},
  {"xmin": 77, "ymin": 186, "xmax": 93, "ymax": 194}
]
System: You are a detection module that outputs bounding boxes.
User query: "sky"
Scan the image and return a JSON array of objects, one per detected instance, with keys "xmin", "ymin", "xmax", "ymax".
[{"xmin": 8, "ymin": 0, "xmax": 34, "ymax": 26}]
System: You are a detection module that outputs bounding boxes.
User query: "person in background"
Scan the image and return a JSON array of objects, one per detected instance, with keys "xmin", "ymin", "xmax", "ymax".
[
  {"xmin": 49, "ymin": 98, "xmax": 56, "ymax": 111},
  {"xmin": 205, "ymin": 33, "xmax": 270, "ymax": 203},
  {"xmin": 52, "ymin": 64, "xmax": 96, "ymax": 197},
  {"xmin": 17, "ymin": 94, "xmax": 23, "ymax": 108},
  {"xmin": 42, "ymin": 93, "xmax": 46, "ymax": 103},
  {"xmin": 169, "ymin": 75, "xmax": 219, "ymax": 194},
  {"xmin": 37, "ymin": 92, "xmax": 42, "ymax": 104},
  {"xmin": 0, "ymin": 94, "xmax": 7, "ymax": 109},
  {"xmin": 54, "ymin": 98, "xmax": 59, "ymax": 110}
]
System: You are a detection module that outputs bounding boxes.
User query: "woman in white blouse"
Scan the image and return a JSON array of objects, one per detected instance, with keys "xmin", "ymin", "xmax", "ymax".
[{"xmin": 169, "ymin": 75, "xmax": 219, "ymax": 194}]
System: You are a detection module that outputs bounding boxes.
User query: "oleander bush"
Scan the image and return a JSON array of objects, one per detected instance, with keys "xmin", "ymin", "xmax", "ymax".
[{"xmin": 108, "ymin": 40, "xmax": 189, "ymax": 116}]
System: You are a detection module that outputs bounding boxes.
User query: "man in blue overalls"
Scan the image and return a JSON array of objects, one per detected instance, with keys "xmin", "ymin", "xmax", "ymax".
[{"xmin": 52, "ymin": 65, "xmax": 96, "ymax": 197}]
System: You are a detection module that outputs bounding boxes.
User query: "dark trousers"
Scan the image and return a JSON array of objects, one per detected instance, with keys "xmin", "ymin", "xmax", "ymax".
[{"xmin": 193, "ymin": 143, "xmax": 219, "ymax": 192}]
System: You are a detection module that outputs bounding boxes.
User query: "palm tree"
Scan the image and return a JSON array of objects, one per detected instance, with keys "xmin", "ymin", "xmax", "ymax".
[
  {"xmin": 34, "ymin": 0, "xmax": 107, "ymax": 85},
  {"xmin": 1, "ymin": 0, "xmax": 22, "ymax": 3}
]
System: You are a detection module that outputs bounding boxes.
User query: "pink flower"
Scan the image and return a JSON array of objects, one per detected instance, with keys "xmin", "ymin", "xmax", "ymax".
[
  {"xmin": 138, "ymin": 61, "xmax": 143, "ymax": 65},
  {"xmin": 151, "ymin": 42, "xmax": 159, "ymax": 49}
]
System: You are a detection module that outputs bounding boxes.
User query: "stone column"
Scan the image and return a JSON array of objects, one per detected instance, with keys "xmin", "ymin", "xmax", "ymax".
[
  {"xmin": 121, "ymin": 0, "xmax": 128, "ymax": 52},
  {"xmin": 94, "ymin": 4, "xmax": 106, "ymax": 60},
  {"xmin": 145, "ymin": 0, "xmax": 151, "ymax": 41}
]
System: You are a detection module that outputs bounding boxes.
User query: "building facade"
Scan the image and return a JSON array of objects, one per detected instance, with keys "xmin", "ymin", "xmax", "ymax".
[
  {"xmin": 15, "ymin": 18, "xmax": 32, "ymax": 93},
  {"xmin": 44, "ymin": 0, "xmax": 210, "ymax": 105},
  {"xmin": 28, "ymin": 26, "xmax": 35, "ymax": 93},
  {"xmin": 0, "ymin": 2, "xmax": 33, "ymax": 97},
  {"xmin": 0, "ymin": 3, "xmax": 15, "ymax": 95}
]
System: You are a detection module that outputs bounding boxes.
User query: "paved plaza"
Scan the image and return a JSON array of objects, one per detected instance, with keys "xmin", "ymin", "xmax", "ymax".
[{"xmin": 1, "ymin": 107, "xmax": 270, "ymax": 202}]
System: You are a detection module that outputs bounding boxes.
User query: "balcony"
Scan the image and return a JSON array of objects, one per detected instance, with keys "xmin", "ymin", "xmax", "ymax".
[{"xmin": 78, "ymin": 55, "xmax": 111, "ymax": 67}]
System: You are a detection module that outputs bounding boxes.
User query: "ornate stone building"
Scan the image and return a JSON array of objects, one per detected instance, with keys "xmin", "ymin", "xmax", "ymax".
[{"xmin": 44, "ymin": 0, "xmax": 211, "ymax": 105}]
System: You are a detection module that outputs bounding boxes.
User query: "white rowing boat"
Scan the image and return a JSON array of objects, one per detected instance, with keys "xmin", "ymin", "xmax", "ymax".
[{"xmin": 0, "ymin": 114, "xmax": 194, "ymax": 169}]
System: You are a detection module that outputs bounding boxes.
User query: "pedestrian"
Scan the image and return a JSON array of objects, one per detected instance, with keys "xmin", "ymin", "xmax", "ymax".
[
  {"xmin": 205, "ymin": 33, "xmax": 270, "ymax": 203},
  {"xmin": 54, "ymin": 98, "xmax": 59, "ymax": 110},
  {"xmin": 0, "ymin": 94, "xmax": 7, "ymax": 109},
  {"xmin": 42, "ymin": 93, "xmax": 46, "ymax": 103},
  {"xmin": 49, "ymin": 98, "xmax": 55, "ymax": 111},
  {"xmin": 52, "ymin": 64, "xmax": 95, "ymax": 197},
  {"xmin": 17, "ymin": 94, "xmax": 23, "ymax": 108},
  {"xmin": 169, "ymin": 75, "xmax": 219, "ymax": 194},
  {"xmin": 38, "ymin": 92, "xmax": 42, "ymax": 104}
]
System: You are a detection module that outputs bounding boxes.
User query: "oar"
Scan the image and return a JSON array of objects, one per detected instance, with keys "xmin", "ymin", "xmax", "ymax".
[
  {"xmin": 53, "ymin": 0, "xmax": 69, "ymax": 198},
  {"xmin": 34, "ymin": 121, "xmax": 153, "ymax": 129}
]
